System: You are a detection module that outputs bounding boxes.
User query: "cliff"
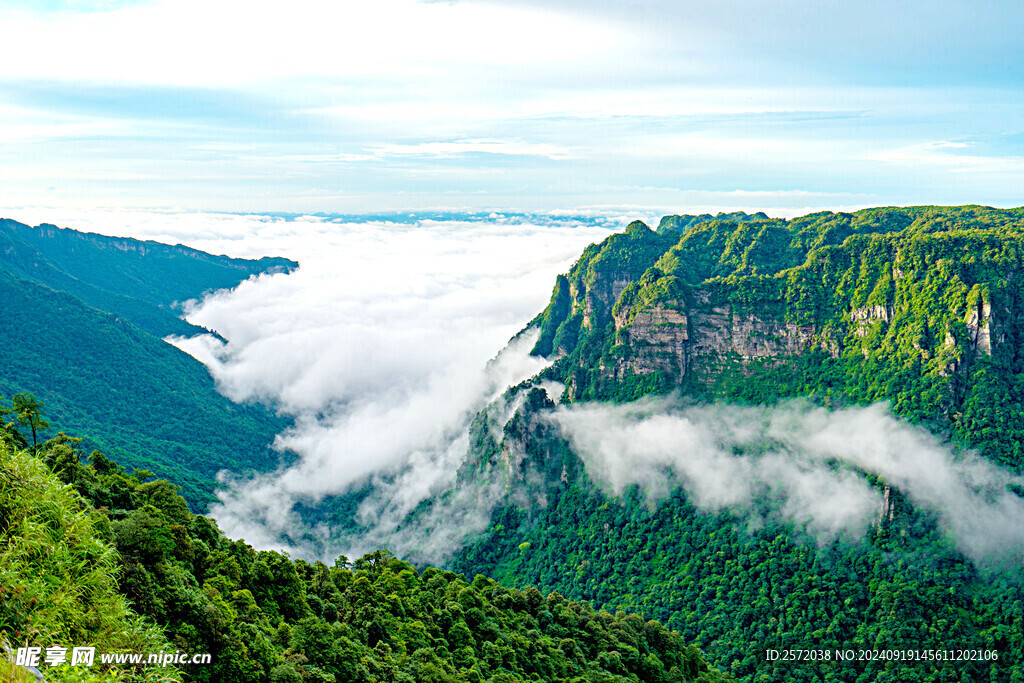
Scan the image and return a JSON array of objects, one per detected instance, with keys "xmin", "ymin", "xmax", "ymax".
[{"xmin": 527, "ymin": 205, "xmax": 1024, "ymax": 469}]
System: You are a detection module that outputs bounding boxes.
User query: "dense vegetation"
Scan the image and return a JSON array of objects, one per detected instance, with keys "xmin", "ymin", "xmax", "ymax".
[
  {"xmin": 0, "ymin": 218, "xmax": 296, "ymax": 339},
  {"xmin": 450, "ymin": 207, "xmax": 1024, "ymax": 681},
  {"xmin": 0, "ymin": 219, "xmax": 296, "ymax": 509},
  {"xmin": 453, "ymin": 393, "xmax": 1024, "ymax": 682},
  {"xmin": 530, "ymin": 206, "xmax": 1024, "ymax": 471},
  {"xmin": 0, "ymin": 401, "xmax": 728, "ymax": 683}
]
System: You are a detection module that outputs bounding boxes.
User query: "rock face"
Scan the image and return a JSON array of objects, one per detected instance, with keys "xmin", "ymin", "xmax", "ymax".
[
  {"xmin": 612, "ymin": 302, "xmax": 689, "ymax": 377},
  {"xmin": 964, "ymin": 292, "xmax": 995, "ymax": 355},
  {"xmin": 609, "ymin": 296, "xmax": 827, "ymax": 381},
  {"xmin": 607, "ymin": 293, "xmax": 840, "ymax": 387},
  {"xmin": 580, "ymin": 272, "xmax": 636, "ymax": 329}
]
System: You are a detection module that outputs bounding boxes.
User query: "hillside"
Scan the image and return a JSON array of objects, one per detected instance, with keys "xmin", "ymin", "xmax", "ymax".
[
  {"xmin": 0, "ymin": 424, "xmax": 730, "ymax": 683},
  {"xmin": 445, "ymin": 206, "xmax": 1024, "ymax": 681},
  {"xmin": 0, "ymin": 219, "xmax": 297, "ymax": 509},
  {"xmin": 0, "ymin": 218, "xmax": 296, "ymax": 338}
]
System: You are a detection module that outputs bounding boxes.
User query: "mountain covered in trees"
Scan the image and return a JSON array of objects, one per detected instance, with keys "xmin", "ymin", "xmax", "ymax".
[
  {"xmin": 0, "ymin": 219, "xmax": 297, "ymax": 508},
  {"xmin": 5, "ymin": 207, "xmax": 1024, "ymax": 682},
  {"xmin": 440, "ymin": 206, "xmax": 1024, "ymax": 682},
  {"xmin": 525, "ymin": 205, "xmax": 1024, "ymax": 465}
]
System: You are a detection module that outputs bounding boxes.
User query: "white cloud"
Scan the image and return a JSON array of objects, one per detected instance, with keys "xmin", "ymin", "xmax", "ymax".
[
  {"xmin": 371, "ymin": 139, "xmax": 572, "ymax": 160},
  {"xmin": 867, "ymin": 140, "xmax": 1024, "ymax": 176},
  {"xmin": 0, "ymin": 0, "xmax": 624, "ymax": 86},
  {"xmin": 137, "ymin": 213, "xmax": 616, "ymax": 556},
  {"xmin": 550, "ymin": 399, "xmax": 1024, "ymax": 563}
]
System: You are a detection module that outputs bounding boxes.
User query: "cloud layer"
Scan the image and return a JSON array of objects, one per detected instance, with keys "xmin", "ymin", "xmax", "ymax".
[
  {"xmin": 155, "ymin": 214, "xmax": 616, "ymax": 556},
  {"xmin": 550, "ymin": 398, "xmax": 1024, "ymax": 564}
]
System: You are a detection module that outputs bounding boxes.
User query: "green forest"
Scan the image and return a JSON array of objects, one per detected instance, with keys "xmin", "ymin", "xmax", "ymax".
[
  {"xmin": 0, "ymin": 220, "xmax": 296, "ymax": 508},
  {"xmin": 454, "ymin": 400, "xmax": 1023, "ymax": 682},
  {"xmin": 0, "ymin": 400, "xmax": 729, "ymax": 683},
  {"xmin": 4, "ymin": 207, "xmax": 1024, "ymax": 682}
]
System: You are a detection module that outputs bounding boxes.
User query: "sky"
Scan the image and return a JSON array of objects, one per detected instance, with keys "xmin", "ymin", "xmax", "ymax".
[{"xmin": 2, "ymin": 0, "xmax": 1024, "ymax": 215}]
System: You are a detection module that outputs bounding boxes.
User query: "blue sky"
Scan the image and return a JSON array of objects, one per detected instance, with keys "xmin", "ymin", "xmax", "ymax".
[{"xmin": 2, "ymin": 0, "xmax": 1023, "ymax": 214}]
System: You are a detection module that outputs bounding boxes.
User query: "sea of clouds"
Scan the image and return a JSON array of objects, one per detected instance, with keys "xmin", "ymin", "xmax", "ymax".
[
  {"xmin": 22, "ymin": 208, "xmax": 1023, "ymax": 566},
  {"xmin": 125, "ymin": 211, "xmax": 627, "ymax": 557}
]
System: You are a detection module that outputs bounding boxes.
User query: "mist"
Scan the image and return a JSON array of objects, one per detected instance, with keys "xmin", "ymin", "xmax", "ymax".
[
  {"xmin": 156, "ymin": 213, "xmax": 618, "ymax": 558},
  {"xmin": 549, "ymin": 397, "xmax": 1024, "ymax": 564},
  {"xmin": 85, "ymin": 209, "xmax": 1024, "ymax": 568}
]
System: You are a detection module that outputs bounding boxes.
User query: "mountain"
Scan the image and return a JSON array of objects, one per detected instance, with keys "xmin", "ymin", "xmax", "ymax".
[
  {"xmin": 0, "ymin": 219, "xmax": 298, "ymax": 509},
  {"xmin": 528, "ymin": 205, "xmax": 1024, "ymax": 468},
  {"xmin": 0, "ymin": 218, "xmax": 296, "ymax": 338},
  {"xmin": 444, "ymin": 206, "xmax": 1024, "ymax": 681}
]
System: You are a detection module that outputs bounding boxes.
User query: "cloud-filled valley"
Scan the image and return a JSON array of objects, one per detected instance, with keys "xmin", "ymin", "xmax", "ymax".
[
  {"xmin": 551, "ymin": 398, "xmax": 1024, "ymax": 565},
  {"xmin": 155, "ymin": 213, "xmax": 619, "ymax": 555},
  {"xmin": 68, "ymin": 209, "xmax": 1020, "ymax": 568}
]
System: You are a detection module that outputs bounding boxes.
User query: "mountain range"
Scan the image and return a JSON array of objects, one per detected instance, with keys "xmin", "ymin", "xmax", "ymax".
[
  {"xmin": 0, "ymin": 218, "xmax": 297, "ymax": 508},
  {"xmin": 4, "ymin": 207, "xmax": 1024, "ymax": 682}
]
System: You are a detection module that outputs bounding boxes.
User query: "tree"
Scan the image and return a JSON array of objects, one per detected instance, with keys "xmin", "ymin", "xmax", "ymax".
[
  {"xmin": 0, "ymin": 396, "xmax": 29, "ymax": 448},
  {"xmin": 12, "ymin": 393, "xmax": 49, "ymax": 449}
]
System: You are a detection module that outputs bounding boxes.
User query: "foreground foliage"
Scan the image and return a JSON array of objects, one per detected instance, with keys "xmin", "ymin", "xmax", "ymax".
[{"xmin": 0, "ymin": 408, "xmax": 728, "ymax": 683}]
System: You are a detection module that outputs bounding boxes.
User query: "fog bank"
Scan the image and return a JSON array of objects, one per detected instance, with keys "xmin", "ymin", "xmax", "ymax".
[{"xmin": 550, "ymin": 398, "xmax": 1024, "ymax": 564}]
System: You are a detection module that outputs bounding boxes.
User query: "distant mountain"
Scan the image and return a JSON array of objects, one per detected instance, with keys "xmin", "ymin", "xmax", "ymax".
[
  {"xmin": 0, "ymin": 218, "xmax": 296, "ymax": 338},
  {"xmin": 0, "ymin": 218, "xmax": 298, "ymax": 509}
]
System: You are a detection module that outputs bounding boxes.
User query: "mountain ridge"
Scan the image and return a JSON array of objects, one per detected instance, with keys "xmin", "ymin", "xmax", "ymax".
[
  {"xmin": 443, "ymin": 205, "xmax": 1024, "ymax": 681},
  {"xmin": 0, "ymin": 218, "xmax": 297, "ymax": 339},
  {"xmin": 0, "ymin": 218, "xmax": 297, "ymax": 509}
]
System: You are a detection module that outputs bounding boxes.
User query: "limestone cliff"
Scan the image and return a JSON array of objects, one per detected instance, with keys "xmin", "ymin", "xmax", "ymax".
[{"xmin": 527, "ymin": 206, "xmax": 1024, "ymax": 469}]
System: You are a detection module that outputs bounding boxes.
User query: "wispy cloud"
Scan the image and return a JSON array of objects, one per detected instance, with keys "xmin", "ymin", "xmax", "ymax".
[
  {"xmin": 867, "ymin": 140, "xmax": 1024, "ymax": 175},
  {"xmin": 550, "ymin": 398, "xmax": 1024, "ymax": 564},
  {"xmin": 371, "ymin": 139, "xmax": 572, "ymax": 160}
]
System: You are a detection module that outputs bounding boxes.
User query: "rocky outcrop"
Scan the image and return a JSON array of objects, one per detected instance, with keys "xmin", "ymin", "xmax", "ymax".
[
  {"xmin": 964, "ymin": 295, "xmax": 994, "ymax": 355},
  {"xmin": 580, "ymin": 272, "xmax": 637, "ymax": 329},
  {"xmin": 688, "ymin": 304, "xmax": 820, "ymax": 360},
  {"xmin": 612, "ymin": 302, "xmax": 689, "ymax": 377}
]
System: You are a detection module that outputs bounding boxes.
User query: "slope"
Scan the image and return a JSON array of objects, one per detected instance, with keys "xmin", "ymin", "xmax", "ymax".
[
  {"xmin": 446, "ymin": 206, "xmax": 1024, "ymax": 682},
  {"xmin": 0, "ymin": 266, "xmax": 288, "ymax": 509},
  {"xmin": 0, "ymin": 218, "xmax": 297, "ymax": 339}
]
